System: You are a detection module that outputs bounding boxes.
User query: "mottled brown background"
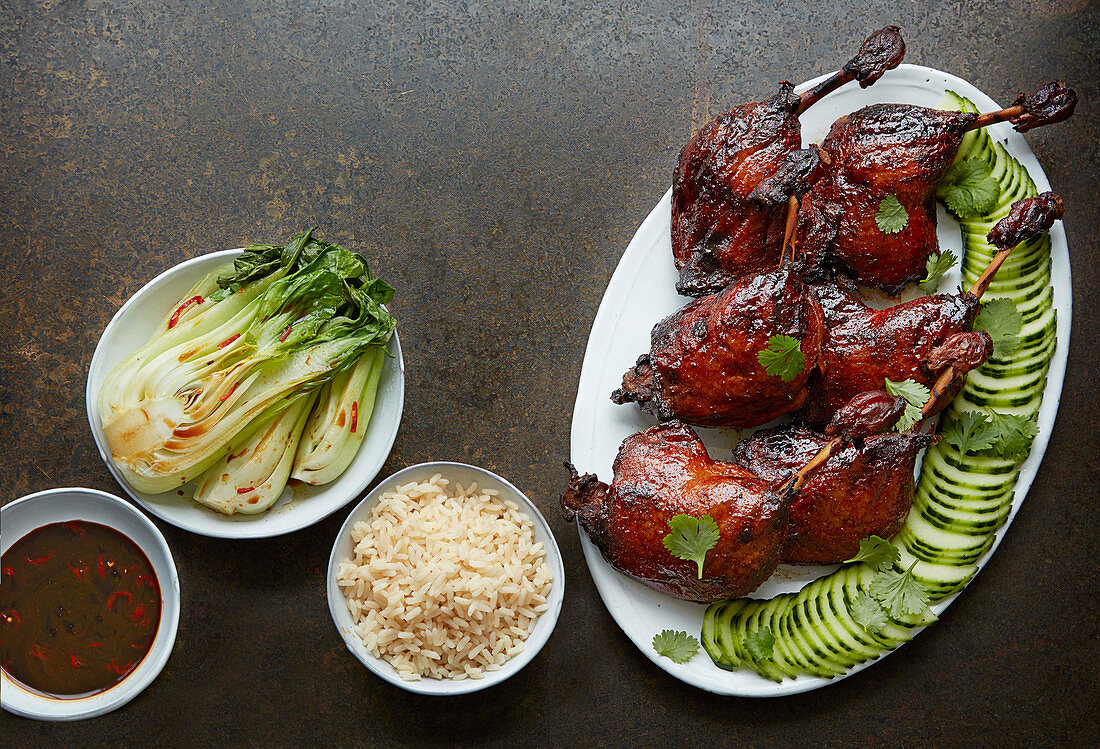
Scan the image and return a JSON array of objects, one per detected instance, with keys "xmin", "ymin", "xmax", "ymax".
[{"xmin": 2, "ymin": 0, "xmax": 1098, "ymax": 746}]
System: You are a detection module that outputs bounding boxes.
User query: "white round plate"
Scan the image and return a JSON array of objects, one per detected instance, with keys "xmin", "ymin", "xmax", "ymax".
[
  {"xmin": 1, "ymin": 488, "xmax": 181, "ymax": 721},
  {"xmin": 327, "ymin": 462, "xmax": 565, "ymax": 695},
  {"xmin": 569, "ymin": 64, "xmax": 1071, "ymax": 696},
  {"xmin": 86, "ymin": 249, "xmax": 405, "ymax": 539}
]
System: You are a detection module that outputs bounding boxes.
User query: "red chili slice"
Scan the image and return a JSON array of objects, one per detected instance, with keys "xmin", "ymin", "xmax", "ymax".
[
  {"xmin": 88, "ymin": 642, "xmax": 102, "ymax": 648},
  {"xmin": 136, "ymin": 574, "xmax": 156, "ymax": 589},
  {"xmin": 350, "ymin": 401, "xmax": 358, "ymax": 433},
  {"xmin": 107, "ymin": 658, "xmax": 128, "ymax": 675},
  {"xmin": 219, "ymin": 382, "xmax": 240, "ymax": 402},
  {"xmin": 1, "ymin": 566, "xmax": 14, "ymax": 577},
  {"xmin": 218, "ymin": 333, "xmax": 241, "ymax": 349},
  {"xmin": 279, "ymin": 323, "xmax": 293, "ymax": 342},
  {"xmin": 26, "ymin": 552, "xmax": 52, "ymax": 565},
  {"xmin": 67, "ymin": 560, "xmax": 88, "ymax": 579},
  {"xmin": 70, "ymin": 653, "xmax": 85, "ymax": 668},
  {"xmin": 98, "ymin": 554, "xmax": 105, "ymax": 577},
  {"xmin": 131, "ymin": 604, "xmax": 146, "ymax": 621},
  {"xmin": 107, "ymin": 591, "xmax": 133, "ymax": 611},
  {"xmin": 62, "ymin": 521, "xmax": 86, "ymax": 537},
  {"xmin": 236, "ymin": 486, "xmax": 257, "ymax": 494},
  {"xmin": 167, "ymin": 295, "xmax": 204, "ymax": 329},
  {"xmin": 30, "ymin": 644, "xmax": 47, "ymax": 661}
]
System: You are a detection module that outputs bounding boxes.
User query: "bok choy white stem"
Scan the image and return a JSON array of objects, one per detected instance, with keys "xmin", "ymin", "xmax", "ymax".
[
  {"xmin": 192, "ymin": 390, "xmax": 319, "ymax": 514},
  {"xmin": 291, "ymin": 346, "xmax": 385, "ymax": 485},
  {"xmin": 98, "ymin": 228, "xmax": 396, "ymax": 500}
]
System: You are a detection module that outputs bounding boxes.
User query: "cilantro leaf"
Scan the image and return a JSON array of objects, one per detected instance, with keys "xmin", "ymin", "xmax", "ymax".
[
  {"xmin": 757, "ymin": 334, "xmax": 805, "ymax": 383},
  {"xmin": 941, "ymin": 410, "xmax": 998, "ymax": 454},
  {"xmin": 875, "ymin": 194, "xmax": 909, "ymax": 234},
  {"xmin": 983, "ymin": 408, "xmax": 1039, "ymax": 461},
  {"xmin": 662, "ymin": 514, "xmax": 720, "ymax": 579},
  {"xmin": 652, "ymin": 629, "xmax": 700, "ymax": 663},
  {"xmin": 973, "ymin": 297, "xmax": 1023, "ymax": 357},
  {"xmin": 744, "ymin": 628, "xmax": 775, "ymax": 662},
  {"xmin": 850, "ymin": 593, "xmax": 889, "ymax": 635},
  {"xmin": 884, "ymin": 378, "xmax": 931, "ymax": 431},
  {"xmin": 869, "ymin": 562, "xmax": 932, "ymax": 619},
  {"xmin": 844, "ymin": 535, "xmax": 900, "ymax": 572},
  {"xmin": 937, "ymin": 158, "xmax": 1000, "ymax": 218},
  {"xmin": 919, "ymin": 250, "xmax": 958, "ymax": 294}
]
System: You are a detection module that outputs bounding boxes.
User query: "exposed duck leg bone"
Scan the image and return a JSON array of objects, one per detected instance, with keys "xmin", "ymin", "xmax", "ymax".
[{"xmin": 796, "ymin": 26, "xmax": 906, "ymax": 115}]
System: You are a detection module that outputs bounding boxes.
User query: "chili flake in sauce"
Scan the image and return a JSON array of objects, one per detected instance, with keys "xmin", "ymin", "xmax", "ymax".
[{"xmin": 1, "ymin": 521, "xmax": 161, "ymax": 698}]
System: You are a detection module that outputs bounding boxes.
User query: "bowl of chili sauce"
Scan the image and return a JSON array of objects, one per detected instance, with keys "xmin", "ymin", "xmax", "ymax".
[{"xmin": 1, "ymin": 488, "xmax": 180, "ymax": 721}]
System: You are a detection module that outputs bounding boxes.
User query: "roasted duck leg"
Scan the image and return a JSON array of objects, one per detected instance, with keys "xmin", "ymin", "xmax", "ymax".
[
  {"xmin": 800, "ymin": 82, "xmax": 1075, "ymax": 293},
  {"xmin": 562, "ymin": 393, "xmax": 903, "ymax": 602},
  {"xmin": 735, "ymin": 349, "xmax": 995, "ymax": 565},
  {"xmin": 802, "ymin": 192, "xmax": 1063, "ymax": 424},
  {"xmin": 615, "ymin": 154, "xmax": 826, "ymax": 428},
  {"xmin": 563, "ymin": 423, "xmax": 789, "ymax": 602},
  {"xmin": 672, "ymin": 26, "xmax": 904, "ymax": 296}
]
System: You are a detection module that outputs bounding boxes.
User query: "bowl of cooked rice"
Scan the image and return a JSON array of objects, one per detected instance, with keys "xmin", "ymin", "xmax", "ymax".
[{"xmin": 327, "ymin": 462, "xmax": 564, "ymax": 695}]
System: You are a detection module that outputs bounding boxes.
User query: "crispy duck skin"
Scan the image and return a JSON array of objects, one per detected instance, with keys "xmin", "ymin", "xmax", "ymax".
[
  {"xmin": 802, "ymin": 192, "xmax": 1064, "ymax": 424},
  {"xmin": 801, "ymin": 278, "xmax": 980, "ymax": 424},
  {"xmin": 800, "ymin": 83, "xmax": 1076, "ymax": 293},
  {"xmin": 800, "ymin": 105, "xmax": 976, "ymax": 294},
  {"xmin": 561, "ymin": 422, "xmax": 789, "ymax": 603},
  {"xmin": 612, "ymin": 264, "xmax": 825, "ymax": 428},
  {"xmin": 732, "ymin": 425, "xmax": 934, "ymax": 564},
  {"xmin": 671, "ymin": 84, "xmax": 803, "ymax": 296},
  {"xmin": 670, "ymin": 27, "xmax": 904, "ymax": 296}
]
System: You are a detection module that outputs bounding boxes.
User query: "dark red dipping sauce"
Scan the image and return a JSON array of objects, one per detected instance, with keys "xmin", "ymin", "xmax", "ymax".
[{"xmin": 1, "ymin": 521, "xmax": 161, "ymax": 698}]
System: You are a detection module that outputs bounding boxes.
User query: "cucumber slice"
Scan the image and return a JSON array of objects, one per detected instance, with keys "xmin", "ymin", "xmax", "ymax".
[
  {"xmin": 742, "ymin": 601, "xmax": 790, "ymax": 682},
  {"xmin": 715, "ymin": 599, "xmax": 749, "ymax": 669},
  {"xmin": 701, "ymin": 602, "xmax": 730, "ymax": 669},
  {"xmin": 763, "ymin": 596, "xmax": 802, "ymax": 679}
]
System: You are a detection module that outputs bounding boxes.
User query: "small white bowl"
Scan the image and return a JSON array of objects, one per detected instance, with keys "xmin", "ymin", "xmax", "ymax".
[
  {"xmin": 0, "ymin": 488, "xmax": 181, "ymax": 721},
  {"xmin": 327, "ymin": 462, "xmax": 565, "ymax": 695},
  {"xmin": 85, "ymin": 248, "xmax": 405, "ymax": 539}
]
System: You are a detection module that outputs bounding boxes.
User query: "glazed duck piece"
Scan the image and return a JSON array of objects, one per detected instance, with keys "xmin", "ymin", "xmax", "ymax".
[
  {"xmin": 562, "ymin": 422, "xmax": 789, "ymax": 602},
  {"xmin": 671, "ymin": 26, "xmax": 904, "ymax": 296},
  {"xmin": 802, "ymin": 192, "xmax": 1064, "ymax": 423},
  {"xmin": 799, "ymin": 81, "xmax": 1076, "ymax": 293},
  {"xmin": 562, "ymin": 393, "xmax": 905, "ymax": 602},
  {"xmin": 801, "ymin": 278, "xmax": 979, "ymax": 423},
  {"xmin": 733, "ymin": 390, "xmax": 935, "ymax": 563},
  {"xmin": 614, "ymin": 158, "xmax": 825, "ymax": 428}
]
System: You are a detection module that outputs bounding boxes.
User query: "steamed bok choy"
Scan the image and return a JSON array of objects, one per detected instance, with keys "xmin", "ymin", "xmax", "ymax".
[
  {"xmin": 192, "ymin": 390, "xmax": 318, "ymax": 514},
  {"xmin": 292, "ymin": 346, "xmax": 385, "ymax": 485},
  {"xmin": 98, "ymin": 228, "xmax": 396, "ymax": 512}
]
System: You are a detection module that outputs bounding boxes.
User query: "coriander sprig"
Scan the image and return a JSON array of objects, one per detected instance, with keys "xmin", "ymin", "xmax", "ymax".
[
  {"xmin": 936, "ymin": 158, "xmax": 1000, "ymax": 218},
  {"xmin": 652, "ymin": 630, "xmax": 700, "ymax": 663},
  {"xmin": 884, "ymin": 378, "xmax": 930, "ymax": 431},
  {"xmin": 875, "ymin": 194, "xmax": 909, "ymax": 234},
  {"xmin": 973, "ymin": 297, "xmax": 1024, "ymax": 356},
  {"xmin": 920, "ymin": 250, "xmax": 958, "ymax": 294},
  {"xmin": 663, "ymin": 514, "xmax": 720, "ymax": 579},
  {"xmin": 757, "ymin": 335, "xmax": 805, "ymax": 383}
]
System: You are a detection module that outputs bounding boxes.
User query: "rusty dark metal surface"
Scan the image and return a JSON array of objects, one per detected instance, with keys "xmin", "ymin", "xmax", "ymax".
[{"xmin": 2, "ymin": 1, "xmax": 1098, "ymax": 745}]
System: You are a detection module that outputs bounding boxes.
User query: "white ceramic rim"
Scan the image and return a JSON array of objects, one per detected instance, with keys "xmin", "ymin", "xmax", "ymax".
[
  {"xmin": 326, "ymin": 461, "xmax": 566, "ymax": 696},
  {"xmin": 85, "ymin": 248, "xmax": 405, "ymax": 539},
  {"xmin": 0, "ymin": 488, "xmax": 182, "ymax": 721},
  {"xmin": 569, "ymin": 63, "xmax": 1072, "ymax": 695}
]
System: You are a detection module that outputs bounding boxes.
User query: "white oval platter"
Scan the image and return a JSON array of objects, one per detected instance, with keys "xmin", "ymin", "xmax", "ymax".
[{"xmin": 568, "ymin": 64, "xmax": 1071, "ymax": 696}]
